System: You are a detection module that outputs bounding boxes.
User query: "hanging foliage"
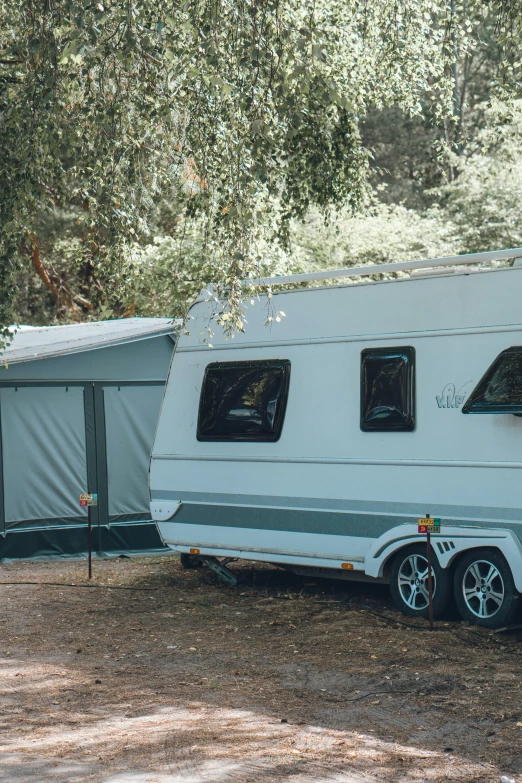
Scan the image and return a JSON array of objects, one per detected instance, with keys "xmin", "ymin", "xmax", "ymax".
[{"xmin": 0, "ymin": 1, "xmax": 487, "ymax": 333}]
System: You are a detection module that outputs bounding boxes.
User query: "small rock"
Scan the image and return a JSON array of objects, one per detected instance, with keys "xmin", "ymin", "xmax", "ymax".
[
  {"xmin": 95, "ymin": 679, "xmax": 101, "ymax": 684},
  {"xmin": 280, "ymin": 718, "xmax": 288, "ymax": 724},
  {"xmin": 76, "ymin": 648, "xmax": 82, "ymax": 654}
]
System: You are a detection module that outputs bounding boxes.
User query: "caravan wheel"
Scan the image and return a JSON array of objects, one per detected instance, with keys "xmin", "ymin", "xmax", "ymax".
[
  {"xmin": 454, "ymin": 549, "xmax": 518, "ymax": 629},
  {"xmin": 390, "ymin": 545, "xmax": 450, "ymax": 620}
]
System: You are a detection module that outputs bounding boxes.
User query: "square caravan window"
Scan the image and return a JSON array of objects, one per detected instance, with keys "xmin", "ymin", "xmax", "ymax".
[
  {"xmin": 462, "ymin": 347, "xmax": 522, "ymax": 414},
  {"xmin": 197, "ymin": 359, "xmax": 291, "ymax": 442},
  {"xmin": 361, "ymin": 347, "xmax": 415, "ymax": 432}
]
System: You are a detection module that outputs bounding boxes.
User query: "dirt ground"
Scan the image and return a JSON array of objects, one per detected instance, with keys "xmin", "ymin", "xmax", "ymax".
[{"xmin": 1, "ymin": 555, "xmax": 522, "ymax": 783}]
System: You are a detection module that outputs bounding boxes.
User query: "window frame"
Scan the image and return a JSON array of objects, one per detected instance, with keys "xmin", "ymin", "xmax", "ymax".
[
  {"xmin": 462, "ymin": 346, "xmax": 522, "ymax": 415},
  {"xmin": 360, "ymin": 346, "xmax": 416, "ymax": 432},
  {"xmin": 196, "ymin": 358, "xmax": 291, "ymax": 443}
]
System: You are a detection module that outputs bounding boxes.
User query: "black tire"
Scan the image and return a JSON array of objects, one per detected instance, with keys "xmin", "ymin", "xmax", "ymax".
[
  {"xmin": 390, "ymin": 544, "xmax": 451, "ymax": 620},
  {"xmin": 180, "ymin": 553, "xmax": 200, "ymax": 569},
  {"xmin": 454, "ymin": 548, "xmax": 519, "ymax": 629}
]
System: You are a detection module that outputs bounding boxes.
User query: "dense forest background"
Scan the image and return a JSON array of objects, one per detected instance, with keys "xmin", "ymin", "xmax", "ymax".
[{"xmin": 4, "ymin": 3, "xmax": 522, "ymax": 327}]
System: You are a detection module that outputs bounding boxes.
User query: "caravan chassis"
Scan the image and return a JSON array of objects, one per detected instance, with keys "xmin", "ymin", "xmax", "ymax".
[{"xmin": 154, "ymin": 475, "xmax": 522, "ymax": 630}]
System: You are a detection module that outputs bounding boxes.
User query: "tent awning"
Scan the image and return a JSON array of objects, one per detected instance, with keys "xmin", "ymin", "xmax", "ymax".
[{"xmin": 2, "ymin": 318, "xmax": 177, "ymax": 365}]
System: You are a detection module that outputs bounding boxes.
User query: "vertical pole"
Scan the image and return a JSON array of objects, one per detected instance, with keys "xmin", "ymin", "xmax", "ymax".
[
  {"xmin": 426, "ymin": 514, "xmax": 434, "ymax": 631},
  {"xmin": 88, "ymin": 504, "xmax": 92, "ymax": 580}
]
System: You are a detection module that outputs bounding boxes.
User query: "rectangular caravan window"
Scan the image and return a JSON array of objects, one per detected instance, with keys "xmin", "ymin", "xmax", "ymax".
[
  {"xmin": 463, "ymin": 347, "xmax": 522, "ymax": 414},
  {"xmin": 361, "ymin": 347, "xmax": 415, "ymax": 431},
  {"xmin": 197, "ymin": 359, "xmax": 290, "ymax": 441}
]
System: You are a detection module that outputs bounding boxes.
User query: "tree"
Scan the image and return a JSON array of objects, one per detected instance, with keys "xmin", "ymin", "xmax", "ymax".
[
  {"xmin": 437, "ymin": 99, "xmax": 522, "ymax": 253},
  {"xmin": 0, "ymin": 1, "xmax": 487, "ymax": 333},
  {"xmin": 360, "ymin": 6, "xmax": 505, "ymax": 209},
  {"xmin": 279, "ymin": 98, "xmax": 522, "ymax": 282}
]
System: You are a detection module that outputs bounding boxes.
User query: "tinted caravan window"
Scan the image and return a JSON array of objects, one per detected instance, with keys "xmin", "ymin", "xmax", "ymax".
[
  {"xmin": 197, "ymin": 360, "xmax": 290, "ymax": 441},
  {"xmin": 361, "ymin": 347, "xmax": 415, "ymax": 431},
  {"xmin": 463, "ymin": 347, "xmax": 522, "ymax": 414}
]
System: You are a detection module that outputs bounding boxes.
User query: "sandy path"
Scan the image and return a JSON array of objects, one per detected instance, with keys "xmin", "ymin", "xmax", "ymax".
[{"xmin": 0, "ymin": 556, "xmax": 520, "ymax": 782}]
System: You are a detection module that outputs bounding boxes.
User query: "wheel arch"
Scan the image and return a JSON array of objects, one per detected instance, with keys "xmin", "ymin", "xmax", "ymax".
[
  {"xmin": 445, "ymin": 544, "xmax": 508, "ymax": 575},
  {"xmin": 365, "ymin": 524, "xmax": 522, "ymax": 592},
  {"xmin": 380, "ymin": 540, "xmax": 448, "ymax": 581}
]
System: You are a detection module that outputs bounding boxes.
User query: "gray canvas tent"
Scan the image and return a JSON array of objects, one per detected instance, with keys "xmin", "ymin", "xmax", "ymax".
[{"xmin": 0, "ymin": 318, "xmax": 176, "ymax": 560}]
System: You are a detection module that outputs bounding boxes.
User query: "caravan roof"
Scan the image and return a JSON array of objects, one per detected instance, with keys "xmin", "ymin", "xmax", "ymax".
[{"xmin": 243, "ymin": 246, "xmax": 522, "ymax": 289}]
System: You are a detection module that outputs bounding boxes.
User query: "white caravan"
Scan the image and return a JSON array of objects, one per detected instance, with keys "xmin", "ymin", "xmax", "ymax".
[{"xmin": 150, "ymin": 247, "xmax": 522, "ymax": 629}]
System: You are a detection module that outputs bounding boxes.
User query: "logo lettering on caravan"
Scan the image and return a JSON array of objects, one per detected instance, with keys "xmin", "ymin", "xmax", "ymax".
[{"xmin": 436, "ymin": 381, "xmax": 473, "ymax": 409}]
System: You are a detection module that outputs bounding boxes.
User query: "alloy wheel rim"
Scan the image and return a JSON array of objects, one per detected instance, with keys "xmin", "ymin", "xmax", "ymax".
[
  {"xmin": 462, "ymin": 560, "xmax": 504, "ymax": 619},
  {"xmin": 398, "ymin": 553, "xmax": 436, "ymax": 610}
]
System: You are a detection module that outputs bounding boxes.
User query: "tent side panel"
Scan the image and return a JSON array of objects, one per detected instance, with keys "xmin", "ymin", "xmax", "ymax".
[
  {"xmin": 103, "ymin": 384, "xmax": 165, "ymax": 519},
  {"xmin": 1, "ymin": 386, "xmax": 88, "ymax": 528}
]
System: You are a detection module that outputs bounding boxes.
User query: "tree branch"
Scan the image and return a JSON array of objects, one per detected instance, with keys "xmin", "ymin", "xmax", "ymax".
[
  {"xmin": 25, "ymin": 234, "xmax": 94, "ymax": 311},
  {"xmin": 28, "ymin": 235, "xmax": 60, "ymax": 299}
]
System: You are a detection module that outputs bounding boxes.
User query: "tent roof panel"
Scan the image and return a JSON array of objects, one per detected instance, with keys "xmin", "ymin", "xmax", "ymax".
[{"xmin": 2, "ymin": 318, "xmax": 176, "ymax": 365}]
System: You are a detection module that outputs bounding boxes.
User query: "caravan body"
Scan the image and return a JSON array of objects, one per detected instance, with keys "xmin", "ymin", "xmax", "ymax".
[{"xmin": 150, "ymin": 249, "xmax": 522, "ymax": 626}]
